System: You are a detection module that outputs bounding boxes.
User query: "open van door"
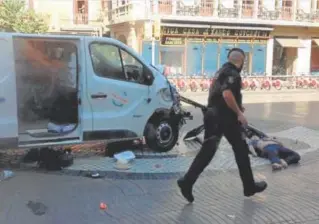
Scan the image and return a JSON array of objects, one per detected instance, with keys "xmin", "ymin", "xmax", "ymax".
[
  {"xmin": 12, "ymin": 35, "xmax": 82, "ymax": 148},
  {"xmin": 0, "ymin": 35, "xmax": 19, "ymax": 149}
]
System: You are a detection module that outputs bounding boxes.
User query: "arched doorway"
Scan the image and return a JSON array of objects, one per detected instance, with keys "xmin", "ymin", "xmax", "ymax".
[{"xmin": 118, "ymin": 35, "xmax": 127, "ymax": 45}]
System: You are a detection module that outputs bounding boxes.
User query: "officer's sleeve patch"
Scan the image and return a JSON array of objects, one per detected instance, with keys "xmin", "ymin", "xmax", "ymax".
[{"xmin": 227, "ymin": 76, "xmax": 234, "ymax": 84}]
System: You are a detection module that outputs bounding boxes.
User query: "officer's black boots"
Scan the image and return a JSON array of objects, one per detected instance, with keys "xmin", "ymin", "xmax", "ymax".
[
  {"xmin": 177, "ymin": 178, "xmax": 194, "ymax": 203},
  {"xmin": 244, "ymin": 181, "xmax": 268, "ymax": 197}
]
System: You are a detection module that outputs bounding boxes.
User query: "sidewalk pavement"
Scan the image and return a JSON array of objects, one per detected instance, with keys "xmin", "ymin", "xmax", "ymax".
[
  {"xmin": 0, "ymin": 144, "xmax": 319, "ymax": 224},
  {"xmin": 182, "ymin": 91, "xmax": 319, "ymax": 105}
]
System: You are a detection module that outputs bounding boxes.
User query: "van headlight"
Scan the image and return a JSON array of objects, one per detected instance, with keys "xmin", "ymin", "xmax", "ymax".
[{"xmin": 160, "ymin": 88, "xmax": 173, "ymax": 102}]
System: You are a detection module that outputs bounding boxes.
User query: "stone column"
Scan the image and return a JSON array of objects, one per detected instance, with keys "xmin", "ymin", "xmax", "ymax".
[
  {"xmin": 296, "ymin": 39, "xmax": 311, "ymax": 74},
  {"xmin": 213, "ymin": 0, "xmax": 219, "ymax": 17},
  {"xmin": 293, "ymin": 0, "xmax": 298, "ymax": 20},
  {"xmin": 127, "ymin": 22, "xmax": 138, "ymax": 51},
  {"xmin": 238, "ymin": 0, "xmax": 242, "ymax": 18},
  {"xmin": 152, "ymin": 0, "xmax": 159, "ymax": 14},
  {"xmin": 266, "ymin": 37, "xmax": 274, "ymax": 76},
  {"xmin": 172, "ymin": 0, "xmax": 177, "ymax": 15},
  {"xmin": 253, "ymin": 0, "xmax": 259, "ymax": 19},
  {"xmin": 312, "ymin": 0, "xmax": 317, "ymax": 12}
]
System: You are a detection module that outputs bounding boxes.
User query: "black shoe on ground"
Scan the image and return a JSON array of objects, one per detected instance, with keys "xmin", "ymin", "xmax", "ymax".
[
  {"xmin": 244, "ymin": 181, "xmax": 267, "ymax": 197},
  {"xmin": 177, "ymin": 178, "xmax": 194, "ymax": 203}
]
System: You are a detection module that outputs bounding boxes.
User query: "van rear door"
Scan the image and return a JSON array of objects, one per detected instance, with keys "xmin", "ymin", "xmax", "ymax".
[
  {"xmin": 0, "ymin": 35, "xmax": 19, "ymax": 149},
  {"xmin": 13, "ymin": 35, "xmax": 83, "ymax": 148}
]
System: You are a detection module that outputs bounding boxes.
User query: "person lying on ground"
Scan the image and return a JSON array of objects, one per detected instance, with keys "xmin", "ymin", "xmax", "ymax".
[{"xmin": 247, "ymin": 135, "xmax": 301, "ymax": 170}]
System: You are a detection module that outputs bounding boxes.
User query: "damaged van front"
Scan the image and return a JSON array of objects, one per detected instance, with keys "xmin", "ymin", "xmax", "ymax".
[{"xmin": 142, "ymin": 64, "xmax": 192, "ymax": 152}]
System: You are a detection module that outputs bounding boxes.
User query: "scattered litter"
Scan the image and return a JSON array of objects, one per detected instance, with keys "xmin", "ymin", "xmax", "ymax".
[
  {"xmin": 113, "ymin": 151, "xmax": 135, "ymax": 170},
  {"xmin": 114, "ymin": 151, "xmax": 135, "ymax": 162},
  {"xmin": 114, "ymin": 159, "xmax": 131, "ymax": 170},
  {"xmin": 0, "ymin": 170, "xmax": 14, "ymax": 182},
  {"xmin": 100, "ymin": 202, "xmax": 107, "ymax": 210},
  {"xmin": 86, "ymin": 172, "xmax": 101, "ymax": 179},
  {"xmin": 226, "ymin": 214, "xmax": 235, "ymax": 219}
]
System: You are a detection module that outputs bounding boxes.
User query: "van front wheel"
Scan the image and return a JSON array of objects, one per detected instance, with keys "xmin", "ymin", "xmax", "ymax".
[{"xmin": 144, "ymin": 118, "xmax": 179, "ymax": 153}]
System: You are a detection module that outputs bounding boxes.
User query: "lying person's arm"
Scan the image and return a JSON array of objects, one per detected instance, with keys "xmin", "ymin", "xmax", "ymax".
[
  {"xmin": 263, "ymin": 136, "xmax": 283, "ymax": 144},
  {"xmin": 247, "ymin": 140, "xmax": 257, "ymax": 157}
]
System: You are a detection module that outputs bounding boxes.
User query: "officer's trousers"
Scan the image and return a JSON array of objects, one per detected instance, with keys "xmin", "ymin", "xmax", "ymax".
[{"xmin": 184, "ymin": 108, "xmax": 255, "ymax": 193}]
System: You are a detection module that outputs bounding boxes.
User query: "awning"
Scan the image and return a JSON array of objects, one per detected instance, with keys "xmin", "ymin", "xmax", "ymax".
[
  {"xmin": 312, "ymin": 39, "xmax": 319, "ymax": 46},
  {"xmin": 276, "ymin": 38, "xmax": 304, "ymax": 48}
]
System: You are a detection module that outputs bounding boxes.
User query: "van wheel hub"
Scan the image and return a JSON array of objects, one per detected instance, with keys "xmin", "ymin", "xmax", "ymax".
[{"xmin": 156, "ymin": 123, "xmax": 173, "ymax": 145}]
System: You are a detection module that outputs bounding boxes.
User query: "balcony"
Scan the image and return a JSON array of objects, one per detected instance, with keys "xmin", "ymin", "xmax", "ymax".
[
  {"xmin": 242, "ymin": 2, "xmax": 254, "ymax": 18},
  {"xmin": 158, "ymin": 0, "xmax": 173, "ymax": 15},
  {"xmin": 107, "ymin": 1, "xmax": 148, "ymax": 24},
  {"xmin": 218, "ymin": 4, "xmax": 238, "ymax": 18},
  {"xmin": 175, "ymin": 0, "xmax": 214, "ymax": 16},
  {"xmin": 74, "ymin": 13, "xmax": 88, "ymax": 25},
  {"xmin": 107, "ymin": 0, "xmax": 319, "ymax": 27}
]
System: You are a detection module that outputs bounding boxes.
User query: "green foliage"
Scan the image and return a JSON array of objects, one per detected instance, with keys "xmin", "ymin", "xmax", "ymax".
[{"xmin": 0, "ymin": 0, "xmax": 48, "ymax": 33}]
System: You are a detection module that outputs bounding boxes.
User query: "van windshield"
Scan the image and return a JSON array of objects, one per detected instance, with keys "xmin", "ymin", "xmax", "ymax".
[{"xmin": 150, "ymin": 64, "xmax": 164, "ymax": 75}]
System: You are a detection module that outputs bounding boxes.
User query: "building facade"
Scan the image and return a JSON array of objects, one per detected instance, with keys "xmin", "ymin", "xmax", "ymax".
[
  {"xmin": 106, "ymin": 0, "xmax": 319, "ymax": 76},
  {"xmin": 30, "ymin": 0, "xmax": 319, "ymax": 76},
  {"xmin": 30, "ymin": 0, "xmax": 108, "ymax": 36}
]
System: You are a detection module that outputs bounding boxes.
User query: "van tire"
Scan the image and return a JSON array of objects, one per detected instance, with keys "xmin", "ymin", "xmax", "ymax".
[{"xmin": 144, "ymin": 117, "xmax": 179, "ymax": 153}]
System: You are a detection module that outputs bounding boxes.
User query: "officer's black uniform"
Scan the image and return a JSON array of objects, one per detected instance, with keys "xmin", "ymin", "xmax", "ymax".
[{"xmin": 179, "ymin": 55, "xmax": 263, "ymax": 201}]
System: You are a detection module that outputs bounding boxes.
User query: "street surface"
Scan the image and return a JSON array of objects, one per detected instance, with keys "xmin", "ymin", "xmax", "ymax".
[{"xmin": 1, "ymin": 92, "xmax": 319, "ymax": 224}]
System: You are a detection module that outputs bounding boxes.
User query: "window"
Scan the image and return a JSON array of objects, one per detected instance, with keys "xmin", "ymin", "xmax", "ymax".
[
  {"xmin": 120, "ymin": 49, "xmax": 145, "ymax": 83},
  {"xmin": 282, "ymin": 0, "xmax": 292, "ymax": 7},
  {"xmin": 90, "ymin": 43, "xmax": 146, "ymax": 84}
]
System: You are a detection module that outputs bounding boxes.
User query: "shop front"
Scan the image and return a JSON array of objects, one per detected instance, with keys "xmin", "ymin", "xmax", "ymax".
[
  {"xmin": 311, "ymin": 39, "xmax": 319, "ymax": 74},
  {"xmin": 272, "ymin": 37, "xmax": 303, "ymax": 75},
  {"xmin": 142, "ymin": 24, "xmax": 271, "ymax": 76},
  {"xmin": 270, "ymin": 26, "xmax": 319, "ymax": 76}
]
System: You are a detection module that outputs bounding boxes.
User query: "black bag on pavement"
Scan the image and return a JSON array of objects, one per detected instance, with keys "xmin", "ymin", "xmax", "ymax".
[{"xmin": 24, "ymin": 147, "xmax": 74, "ymax": 171}]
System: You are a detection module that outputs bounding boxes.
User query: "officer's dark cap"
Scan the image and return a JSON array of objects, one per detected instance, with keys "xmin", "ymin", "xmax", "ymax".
[{"xmin": 227, "ymin": 48, "xmax": 245, "ymax": 58}]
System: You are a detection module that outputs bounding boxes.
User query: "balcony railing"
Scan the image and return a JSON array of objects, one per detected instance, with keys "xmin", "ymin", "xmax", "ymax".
[
  {"xmin": 158, "ymin": 0, "xmax": 173, "ymax": 15},
  {"xmin": 108, "ymin": 0, "xmax": 319, "ymax": 25},
  {"xmin": 74, "ymin": 13, "xmax": 88, "ymax": 25},
  {"xmin": 242, "ymin": 3, "xmax": 254, "ymax": 18},
  {"xmin": 218, "ymin": 4, "xmax": 238, "ymax": 18},
  {"xmin": 281, "ymin": 6, "xmax": 293, "ymax": 20},
  {"xmin": 199, "ymin": 1, "xmax": 213, "ymax": 16}
]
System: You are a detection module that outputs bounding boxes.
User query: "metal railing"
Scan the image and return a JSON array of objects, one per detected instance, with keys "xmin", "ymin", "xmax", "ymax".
[
  {"xmin": 73, "ymin": 13, "xmax": 88, "ymax": 25},
  {"xmin": 107, "ymin": 0, "xmax": 319, "ymax": 24}
]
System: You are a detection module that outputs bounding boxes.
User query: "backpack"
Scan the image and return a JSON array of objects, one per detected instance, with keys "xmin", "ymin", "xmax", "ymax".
[{"xmin": 24, "ymin": 147, "xmax": 74, "ymax": 171}]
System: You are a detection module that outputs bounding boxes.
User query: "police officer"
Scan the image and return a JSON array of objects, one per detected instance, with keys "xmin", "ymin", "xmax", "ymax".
[{"xmin": 177, "ymin": 48, "xmax": 267, "ymax": 203}]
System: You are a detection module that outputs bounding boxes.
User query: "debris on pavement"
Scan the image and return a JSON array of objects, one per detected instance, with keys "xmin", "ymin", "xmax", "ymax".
[
  {"xmin": 114, "ymin": 151, "xmax": 135, "ymax": 162},
  {"xmin": 100, "ymin": 202, "xmax": 107, "ymax": 210},
  {"xmin": 113, "ymin": 151, "xmax": 135, "ymax": 170},
  {"xmin": 114, "ymin": 159, "xmax": 131, "ymax": 170},
  {"xmin": 86, "ymin": 172, "xmax": 101, "ymax": 179},
  {"xmin": 0, "ymin": 170, "xmax": 14, "ymax": 182},
  {"xmin": 226, "ymin": 214, "xmax": 236, "ymax": 220}
]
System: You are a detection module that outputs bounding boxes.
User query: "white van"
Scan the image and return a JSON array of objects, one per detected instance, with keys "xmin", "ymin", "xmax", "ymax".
[{"xmin": 0, "ymin": 33, "xmax": 190, "ymax": 152}]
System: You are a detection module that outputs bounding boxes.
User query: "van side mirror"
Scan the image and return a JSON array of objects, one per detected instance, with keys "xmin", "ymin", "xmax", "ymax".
[{"xmin": 144, "ymin": 67, "xmax": 154, "ymax": 85}]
